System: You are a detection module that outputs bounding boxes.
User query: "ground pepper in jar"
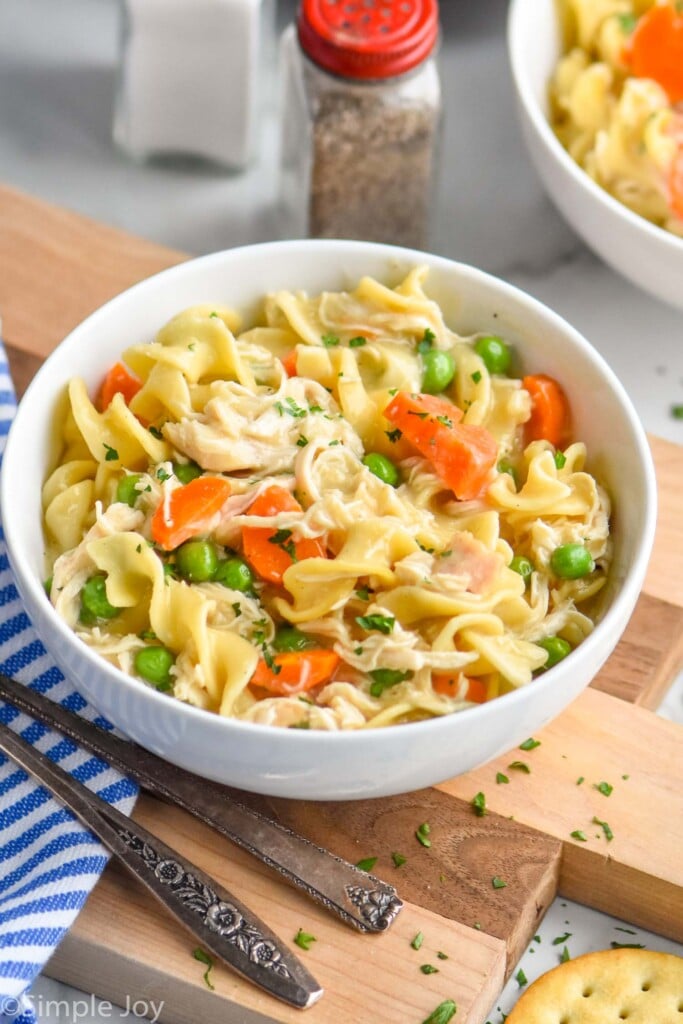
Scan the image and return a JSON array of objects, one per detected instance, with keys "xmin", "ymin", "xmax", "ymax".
[{"xmin": 279, "ymin": 0, "xmax": 442, "ymax": 249}]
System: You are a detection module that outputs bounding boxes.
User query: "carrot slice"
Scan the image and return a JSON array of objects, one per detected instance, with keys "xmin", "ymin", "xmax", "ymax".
[
  {"xmin": 151, "ymin": 476, "xmax": 232, "ymax": 551},
  {"xmin": 97, "ymin": 362, "xmax": 142, "ymax": 412},
  {"xmin": 250, "ymin": 649, "xmax": 339, "ymax": 695},
  {"xmin": 432, "ymin": 673, "xmax": 488, "ymax": 703},
  {"xmin": 384, "ymin": 392, "xmax": 497, "ymax": 500},
  {"xmin": 242, "ymin": 485, "xmax": 326, "ymax": 585},
  {"xmin": 625, "ymin": 5, "xmax": 683, "ymax": 104},
  {"xmin": 281, "ymin": 350, "xmax": 299, "ymax": 378},
  {"xmin": 522, "ymin": 374, "xmax": 571, "ymax": 448}
]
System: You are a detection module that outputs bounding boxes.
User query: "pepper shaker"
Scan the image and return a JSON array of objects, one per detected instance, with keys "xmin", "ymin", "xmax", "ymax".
[
  {"xmin": 113, "ymin": 0, "xmax": 275, "ymax": 170},
  {"xmin": 279, "ymin": 0, "xmax": 442, "ymax": 248}
]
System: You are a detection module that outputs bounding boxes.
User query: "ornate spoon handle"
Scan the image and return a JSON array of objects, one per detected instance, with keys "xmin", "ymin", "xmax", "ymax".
[
  {"xmin": 0, "ymin": 672, "xmax": 402, "ymax": 933},
  {"xmin": 0, "ymin": 719, "xmax": 323, "ymax": 1010}
]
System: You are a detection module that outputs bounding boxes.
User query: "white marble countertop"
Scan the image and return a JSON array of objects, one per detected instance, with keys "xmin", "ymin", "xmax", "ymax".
[{"xmin": 1, "ymin": 0, "xmax": 682, "ymax": 1021}]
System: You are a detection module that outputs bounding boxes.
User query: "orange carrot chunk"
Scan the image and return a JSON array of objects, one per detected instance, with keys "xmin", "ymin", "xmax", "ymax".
[
  {"xmin": 626, "ymin": 5, "xmax": 683, "ymax": 104},
  {"xmin": 522, "ymin": 374, "xmax": 571, "ymax": 448},
  {"xmin": 151, "ymin": 476, "xmax": 232, "ymax": 551},
  {"xmin": 97, "ymin": 362, "xmax": 142, "ymax": 412},
  {"xmin": 384, "ymin": 392, "xmax": 497, "ymax": 500},
  {"xmin": 251, "ymin": 650, "xmax": 340, "ymax": 695},
  {"xmin": 242, "ymin": 485, "xmax": 327, "ymax": 585},
  {"xmin": 432, "ymin": 673, "xmax": 488, "ymax": 703},
  {"xmin": 281, "ymin": 349, "xmax": 299, "ymax": 378}
]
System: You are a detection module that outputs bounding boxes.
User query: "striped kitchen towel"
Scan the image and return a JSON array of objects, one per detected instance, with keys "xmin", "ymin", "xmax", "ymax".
[{"xmin": 0, "ymin": 340, "xmax": 138, "ymax": 1024}]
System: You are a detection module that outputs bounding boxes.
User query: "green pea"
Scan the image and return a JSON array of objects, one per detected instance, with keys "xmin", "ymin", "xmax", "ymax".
[
  {"xmin": 421, "ymin": 349, "xmax": 456, "ymax": 394},
  {"xmin": 174, "ymin": 540, "xmax": 219, "ymax": 582},
  {"xmin": 550, "ymin": 543, "xmax": 595, "ymax": 579},
  {"xmin": 134, "ymin": 645, "xmax": 175, "ymax": 689},
  {"xmin": 214, "ymin": 556, "xmax": 254, "ymax": 592},
  {"xmin": 509, "ymin": 555, "xmax": 534, "ymax": 583},
  {"xmin": 273, "ymin": 626, "xmax": 316, "ymax": 653},
  {"xmin": 116, "ymin": 473, "xmax": 142, "ymax": 507},
  {"xmin": 474, "ymin": 335, "xmax": 511, "ymax": 375},
  {"xmin": 536, "ymin": 636, "xmax": 572, "ymax": 669},
  {"xmin": 80, "ymin": 574, "xmax": 120, "ymax": 623},
  {"xmin": 174, "ymin": 461, "xmax": 202, "ymax": 485},
  {"xmin": 362, "ymin": 452, "xmax": 400, "ymax": 487}
]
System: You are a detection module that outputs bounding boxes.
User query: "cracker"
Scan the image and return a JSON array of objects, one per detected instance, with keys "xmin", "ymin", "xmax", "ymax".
[{"xmin": 505, "ymin": 948, "xmax": 683, "ymax": 1023}]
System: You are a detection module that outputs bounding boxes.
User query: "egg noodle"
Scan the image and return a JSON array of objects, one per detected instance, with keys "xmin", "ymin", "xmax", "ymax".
[
  {"xmin": 550, "ymin": 0, "xmax": 683, "ymax": 236},
  {"xmin": 43, "ymin": 268, "xmax": 611, "ymax": 731}
]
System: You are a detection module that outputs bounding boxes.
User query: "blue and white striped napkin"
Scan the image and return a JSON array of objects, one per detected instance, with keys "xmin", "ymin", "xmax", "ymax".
[{"xmin": 0, "ymin": 341, "xmax": 138, "ymax": 1024}]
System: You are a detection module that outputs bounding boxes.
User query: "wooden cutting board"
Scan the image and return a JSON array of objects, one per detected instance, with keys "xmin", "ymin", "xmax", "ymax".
[{"xmin": 1, "ymin": 184, "xmax": 683, "ymax": 1024}]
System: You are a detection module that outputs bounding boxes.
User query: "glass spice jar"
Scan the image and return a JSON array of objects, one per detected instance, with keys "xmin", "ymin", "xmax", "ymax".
[{"xmin": 279, "ymin": 0, "xmax": 442, "ymax": 249}]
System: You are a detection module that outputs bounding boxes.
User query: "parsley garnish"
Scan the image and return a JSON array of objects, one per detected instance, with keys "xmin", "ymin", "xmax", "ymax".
[
  {"xmin": 471, "ymin": 370, "xmax": 482, "ymax": 383},
  {"xmin": 471, "ymin": 791, "xmax": 487, "ymax": 817},
  {"xmin": 554, "ymin": 450, "xmax": 567, "ymax": 469},
  {"xmin": 103, "ymin": 443, "xmax": 119, "ymax": 462},
  {"xmin": 392, "ymin": 851, "xmax": 407, "ymax": 868},
  {"xmin": 515, "ymin": 968, "xmax": 528, "ymax": 987},
  {"xmin": 321, "ymin": 333, "xmax": 340, "ymax": 347},
  {"xmin": 576, "ymin": 776, "xmax": 585, "ymax": 785},
  {"xmin": 593, "ymin": 816, "xmax": 614, "ymax": 841},
  {"xmin": 209, "ymin": 311, "xmax": 219, "ymax": 318},
  {"xmin": 411, "ymin": 932, "xmax": 424, "ymax": 950},
  {"xmin": 615, "ymin": 926, "xmax": 637, "ymax": 935},
  {"xmin": 262, "ymin": 646, "xmax": 281, "ymax": 674},
  {"xmin": 570, "ymin": 830, "xmax": 588, "ymax": 842},
  {"xmin": 355, "ymin": 587, "xmax": 370, "ymax": 601},
  {"xmin": 436, "ymin": 414, "xmax": 453, "ymax": 428},
  {"xmin": 617, "ymin": 12, "xmax": 638, "ymax": 32},
  {"xmin": 560, "ymin": 945, "xmax": 571, "ymax": 963},
  {"xmin": 552, "ymin": 932, "xmax": 572, "ymax": 945},
  {"xmin": 492, "ymin": 876, "xmax": 507, "ymax": 889},
  {"xmin": 519, "ymin": 737, "xmax": 541, "ymax": 751},
  {"xmin": 437, "ymin": 951, "xmax": 449, "ymax": 960},
  {"xmin": 289, "ymin": 720, "xmax": 310, "ymax": 729},
  {"xmin": 671, "ymin": 404, "xmax": 683, "ymax": 419},
  {"xmin": 611, "ymin": 941, "xmax": 645, "ymax": 949},
  {"xmin": 422, "ymin": 1000, "xmax": 457, "ymax": 1024},
  {"xmin": 416, "ymin": 822, "xmax": 431, "ymax": 847},
  {"xmin": 594, "ymin": 780, "xmax": 613, "ymax": 796},
  {"xmin": 328, "ymin": 439, "xmax": 340, "ymax": 446},
  {"xmin": 368, "ymin": 667, "xmax": 413, "ymax": 696},
  {"xmin": 356, "ymin": 614, "xmax": 395, "ymax": 635},
  {"xmin": 421, "ymin": 964, "xmax": 439, "ymax": 975},
  {"xmin": 294, "ymin": 929, "xmax": 316, "ymax": 951},
  {"xmin": 417, "ymin": 327, "xmax": 436, "ymax": 354},
  {"xmin": 355, "ymin": 857, "xmax": 377, "ymax": 872},
  {"xmin": 354, "ymin": 646, "xmax": 364, "ymax": 655},
  {"xmin": 156, "ymin": 467, "xmax": 171, "ymax": 482},
  {"xmin": 408, "ymin": 410, "xmax": 429, "ymax": 420},
  {"xmin": 148, "ymin": 425, "xmax": 163, "ymax": 439},
  {"xmin": 496, "ymin": 772, "xmax": 509, "ymax": 785},
  {"xmin": 508, "ymin": 760, "xmax": 531, "ymax": 773},
  {"xmin": 269, "ymin": 529, "xmax": 297, "ymax": 560},
  {"xmin": 231, "ymin": 602, "xmax": 241, "ymax": 617},
  {"xmin": 385, "ymin": 428, "xmax": 403, "ymax": 443},
  {"xmin": 296, "ymin": 435, "xmax": 309, "ymax": 448},
  {"xmin": 349, "ymin": 336, "xmax": 366, "ymax": 347},
  {"xmin": 192, "ymin": 947, "xmax": 215, "ymax": 990}
]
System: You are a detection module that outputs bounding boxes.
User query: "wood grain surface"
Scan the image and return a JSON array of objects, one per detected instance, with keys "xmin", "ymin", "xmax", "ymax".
[{"xmin": 2, "ymin": 184, "xmax": 682, "ymax": 1024}]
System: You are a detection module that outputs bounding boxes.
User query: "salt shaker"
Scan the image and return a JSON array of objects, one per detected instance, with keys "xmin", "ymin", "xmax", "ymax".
[
  {"xmin": 279, "ymin": 0, "xmax": 442, "ymax": 248},
  {"xmin": 113, "ymin": 0, "xmax": 275, "ymax": 170}
]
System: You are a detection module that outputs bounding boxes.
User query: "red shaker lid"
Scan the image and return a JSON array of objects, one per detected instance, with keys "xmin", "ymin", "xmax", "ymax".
[{"xmin": 298, "ymin": 0, "xmax": 439, "ymax": 81}]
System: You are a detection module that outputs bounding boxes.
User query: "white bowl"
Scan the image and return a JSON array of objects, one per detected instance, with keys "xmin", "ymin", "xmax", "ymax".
[
  {"xmin": 507, "ymin": 0, "xmax": 683, "ymax": 310},
  {"xmin": 1, "ymin": 241, "xmax": 657, "ymax": 800}
]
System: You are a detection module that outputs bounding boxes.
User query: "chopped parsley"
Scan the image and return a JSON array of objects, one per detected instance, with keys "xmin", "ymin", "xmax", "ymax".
[
  {"xmin": 554, "ymin": 450, "xmax": 567, "ymax": 469},
  {"xmin": 261, "ymin": 647, "xmax": 281, "ymax": 674},
  {"xmin": 471, "ymin": 791, "xmax": 487, "ymax": 817},
  {"xmin": 422, "ymin": 1000, "xmax": 457, "ymax": 1024},
  {"xmin": 552, "ymin": 932, "xmax": 572, "ymax": 945},
  {"xmin": 519, "ymin": 737, "xmax": 541, "ymax": 751},
  {"xmin": 508, "ymin": 760, "xmax": 531, "ymax": 773},
  {"xmin": 321, "ymin": 333, "xmax": 340, "ymax": 347},
  {"xmin": 436, "ymin": 414, "xmax": 453, "ymax": 428},
  {"xmin": 386, "ymin": 428, "xmax": 403, "ymax": 443},
  {"xmin": 103, "ymin": 443, "xmax": 119, "ymax": 462},
  {"xmin": 671, "ymin": 404, "xmax": 683, "ymax": 419},
  {"xmin": 349, "ymin": 336, "xmax": 367, "ymax": 347},
  {"xmin": 353, "ymin": 646, "xmax": 364, "ymax": 655},
  {"xmin": 289, "ymin": 721, "xmax": 310, "ymax": 729},
  {"xmin": 471, "ymin": 370, "xmax": 482, "ymax": 384},
  {"xmin": 148, "ymin": 425, "xmax": 163, "ymax": 439},
  {"xmin": 328, "ymin": 439, "xmax": 341, "ymax": 446},
  {"xmin": 368, "ymin": 667, "xmax": 413, "ymax": 696},
  {"xmin": 417, "ymin": 327, "xmax": 436, "ymax": 354},
  {"xmin": 294, "ymin": 928, "xmax": 316, "ymax": 950},
  {"xmin": 355, "ymin": 613, "xmax": 395, "ymax": 635},
  {"xmin": 594, "ymin": 780, "xmax": 613, "ymax": 796},
  {"xmin": 593, "ymin": 816, "xmax": 614, "ymax": 841},
  {"xmin": 156, "ymin": 467, "xmax": 171, "ymax": 482},
  {"xmin": 614, "ymin": 927, "xmax": 637, "ymax": 935},
  {"xmin": 392, "ymin": 851, "xmax": 407, "ymax": 868},
  {"xmin": 560, "ymin": 945, "xmax": 571, "ymax": 963},
  {"xmin": 570, "ymin": 830, "xmax": 588, "ymax": 842},
  {"xmin": 408, "ymin": 410, "xmax": 429, "ymax": 420},
  {"xmin": 421, "ymin": 964, "xmax": 439, "ymax": 975},
  {"xmin": 268, "ymin": 528, "xmax": 297, "ymax": 560},
  {"xmin": 576, "ymin": 776, "xmax": 585, "ymax": 785},
  {"xmin": 355, "ymin": 586, "xmax": 370, "ymax": 601},
  {"xmin": 411, "ymin": 931, "xmax": 424, "ymax": 951},
  {"xmin": 416, "ymin": 822, "xmax": 431, "ymax": 848},
  {"xmin": 209, "ymin": 311, "xmax": 219, "ymax": 318},
  {"xmin": 231, "ymin": 602, "xmax": 241, "ymax": 617},
  {"xmin": 515, "ymin": 968, "xmax": 528, "ymax": 987},
  {"xmin": 491, "ymin": 876, "xmax": 507, "ymax": 890},
  {"xmin": 296, "ymin": 435, "xmax": 309, "ymax": 447},
  {"xmin": 192, "ymin": 947, "xmax": 215, "ymax": 990},
  {"xmin": 437, "ymin": 951, "xmax": 449, "ymax": 960},
  {"xmin": 617, "ymin": 12, "xmax": 638, "ymax": 32},
  {"xmin": 611, "ymin": 941, "xmax": 645, "ymax": 949},
  {"xmin": 355, "ymin": 857, "xmax": 377, "ymax": 873},
  {"xmin": 496, "ymin": 772, "xmax": 510, "ymax": 785}
]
